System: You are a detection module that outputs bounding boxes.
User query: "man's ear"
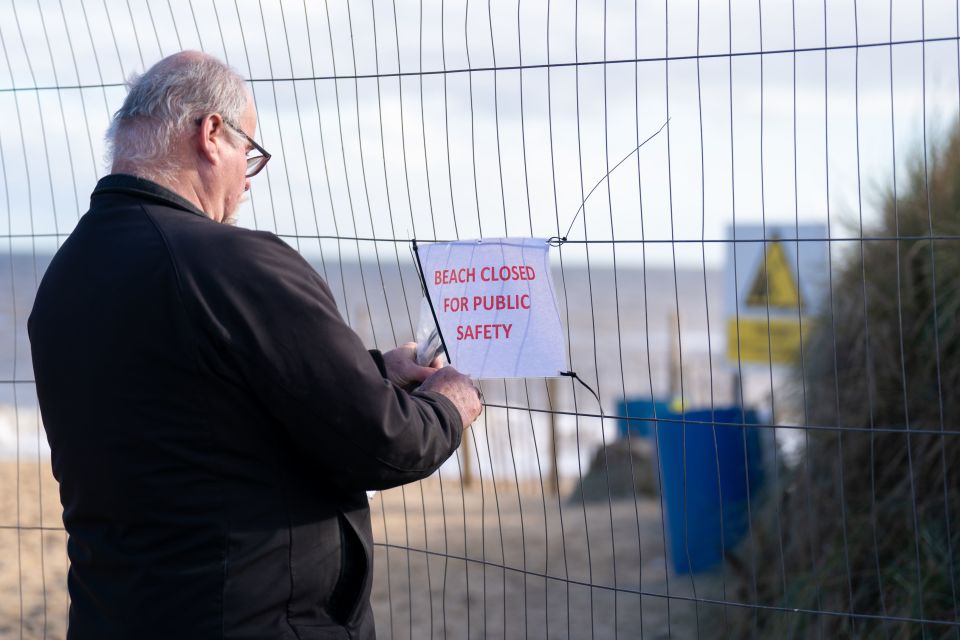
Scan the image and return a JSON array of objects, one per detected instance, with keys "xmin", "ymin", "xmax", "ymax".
[{"xmin": 196, "ymin": 113, "xmax": 226, "ymax": 166}]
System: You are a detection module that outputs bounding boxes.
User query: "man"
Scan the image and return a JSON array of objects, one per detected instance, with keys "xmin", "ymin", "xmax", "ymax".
[{"xmin": 28, "ymin": 51, "xmax": 481, "ymax": 639}]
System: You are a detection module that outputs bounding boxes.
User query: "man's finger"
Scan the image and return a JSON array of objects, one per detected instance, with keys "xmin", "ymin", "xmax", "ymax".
[{"xmin": 406, "ymin": 363, "xmax": 438, "ymax": 384}]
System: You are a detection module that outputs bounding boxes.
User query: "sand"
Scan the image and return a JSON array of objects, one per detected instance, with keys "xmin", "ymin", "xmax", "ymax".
[
  {"xmin": 1, "ymin": 462, "xmax": 717, "ymax": 639},
  {"xmin": 368, "ymin": 478, "xmax": 719, "ymax": 639},
  {"xmin": 0, "ymin": 462, "xmax": 68, "ymax": 640}
]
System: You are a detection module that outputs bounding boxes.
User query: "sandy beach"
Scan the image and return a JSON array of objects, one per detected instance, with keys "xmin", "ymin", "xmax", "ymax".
[
  {"xmin": 368, "ymin": 475, "xmax": 716, "ymax": 639},
  {"xmin": 0, "ymin": 462, "xmax": 68, "ymax": 640},
  {"xmin": 0, "ymin": 460, "xmax": 719, "ymax": 639}
]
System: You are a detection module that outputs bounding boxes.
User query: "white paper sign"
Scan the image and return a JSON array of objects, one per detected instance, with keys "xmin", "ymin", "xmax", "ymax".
[{"xmin": 416, "ymin": 238, "xmax": 567, "ymax": 379}]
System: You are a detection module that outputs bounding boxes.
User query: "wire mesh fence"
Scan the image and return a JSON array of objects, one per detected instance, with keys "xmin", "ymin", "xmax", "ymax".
[{"xmin": 1, "ymin": 0, "xmax": 959, "ymax": 638}]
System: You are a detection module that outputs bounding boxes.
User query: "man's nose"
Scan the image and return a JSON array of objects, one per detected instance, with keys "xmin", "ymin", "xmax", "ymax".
[{"xmin": 244, "ymin": 178, "xmax": 251, "ymax": 192}]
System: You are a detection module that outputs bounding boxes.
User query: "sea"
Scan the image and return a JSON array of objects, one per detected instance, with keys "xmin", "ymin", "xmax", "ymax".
[{"xmin": 0, "ymin": 250, "xmax": 785, "ymax": 481}]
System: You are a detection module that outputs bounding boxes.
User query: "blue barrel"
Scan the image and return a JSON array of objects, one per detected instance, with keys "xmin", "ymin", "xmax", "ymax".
[
  {"xmin": 653, "ymin": 407, "xmax": 764, "ymax": 574},
  {"xmin": 616, "ymin": 398, "xmax": 670, "ymax": 439}
]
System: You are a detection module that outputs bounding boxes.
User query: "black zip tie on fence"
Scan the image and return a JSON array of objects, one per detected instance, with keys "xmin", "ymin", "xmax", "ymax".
[
  {"xmin": 560, "ymin": 371, "xmax": 605, "ymax": 417},
  {"xmin": 554, "ymin": 118, "xmax": 670, "ymax": 244},
  {"xmin": 410, "ymin": 239, "xmax": 452, "ymax": 364}
]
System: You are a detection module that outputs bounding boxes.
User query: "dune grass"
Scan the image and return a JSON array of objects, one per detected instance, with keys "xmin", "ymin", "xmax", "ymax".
[{"xmin": 725, "ymin": 125, "xmax": 960, "ymax": 639}]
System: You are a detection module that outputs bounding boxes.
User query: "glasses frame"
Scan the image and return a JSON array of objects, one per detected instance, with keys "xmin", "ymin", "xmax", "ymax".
[{"xmin": 195, "ymin": 115, "xmax": 271, "ymax": 178}]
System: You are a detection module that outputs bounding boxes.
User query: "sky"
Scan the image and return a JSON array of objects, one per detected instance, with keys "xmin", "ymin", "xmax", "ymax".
[{"xmin": 0, "ymin": 0, "xmax": 958, "ymax": 267}]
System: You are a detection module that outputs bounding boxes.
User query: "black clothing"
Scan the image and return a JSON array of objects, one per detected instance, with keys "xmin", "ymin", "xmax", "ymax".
[{"xmin": 28, "ymin": 174, "xmax": 463, "ymax": 639}]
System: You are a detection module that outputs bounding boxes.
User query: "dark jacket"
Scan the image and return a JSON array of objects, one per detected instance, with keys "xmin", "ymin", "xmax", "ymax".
[{"xmin": 28, "ymin": 174, "xmax": 463, "ymax": 639}]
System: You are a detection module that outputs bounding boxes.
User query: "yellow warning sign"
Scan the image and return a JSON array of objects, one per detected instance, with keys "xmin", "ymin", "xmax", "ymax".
[
  {"xmin": 745, "ymin": 240, "xmax": 802, "ymax": 309},
  {"xmin": 726, "ymin": 317, "xmax": 804, "ymax": 364}
]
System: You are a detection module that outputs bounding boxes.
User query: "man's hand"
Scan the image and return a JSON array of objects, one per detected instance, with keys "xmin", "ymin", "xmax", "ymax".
[
  {"xmin": 419, "ymin": 366, "xmax": 483, "ymax": 429},
  {"xmin": 382, "ymin": 342, "xmax": 482, "ymax": 428},
  {"xmin": 382, "ymin": 342, "xmax": 442, "ymax": 390}
]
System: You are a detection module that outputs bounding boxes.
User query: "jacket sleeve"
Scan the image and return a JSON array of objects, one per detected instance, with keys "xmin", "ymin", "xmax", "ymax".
[{"xmin": 192, "ymin": 230, "xmax": 463, "ymax": 492}]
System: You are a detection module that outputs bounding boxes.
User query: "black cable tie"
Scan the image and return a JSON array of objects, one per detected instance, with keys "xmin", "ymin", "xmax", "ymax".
[
  {"xmin": 559, "ymin": 371, "xmax": 604, "ymax": 417},
  {"xmin": 411, "ymin": 239, "xmax": 451, "ymax": 365},
  {"xmin": 547, "ymin": 236, "xmax": 567, "ymax": 247}
]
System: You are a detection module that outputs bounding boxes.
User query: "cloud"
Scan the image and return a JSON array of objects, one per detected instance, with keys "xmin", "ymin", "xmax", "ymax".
[{"xmin": 1, "ymin": 0, "xmax": 958, "ymax": 265}]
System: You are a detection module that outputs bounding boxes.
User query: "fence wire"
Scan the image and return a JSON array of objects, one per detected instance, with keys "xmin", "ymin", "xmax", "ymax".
[{"xmin": 1, "ymin": 0, "xmax": 959, "ymax": 638}]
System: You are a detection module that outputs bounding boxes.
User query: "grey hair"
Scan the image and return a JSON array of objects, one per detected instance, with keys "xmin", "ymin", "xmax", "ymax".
[{"xmin": 106, "ymin": 51, "xmax": 249, "ymax": 183}]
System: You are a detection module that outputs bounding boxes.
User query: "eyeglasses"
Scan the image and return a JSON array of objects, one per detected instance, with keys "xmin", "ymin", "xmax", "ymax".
[
  {"xmin": 195, "ymin": 115, "xmax": 271, "ymax": 178},
  {"xmin": 224, "ymin": 119, "xmax": 271, "ymax": 178}
]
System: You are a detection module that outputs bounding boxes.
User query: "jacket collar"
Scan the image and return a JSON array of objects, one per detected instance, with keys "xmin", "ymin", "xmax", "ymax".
[{"xmin": 92, "ymin": 174, "xmax": 210, "ymax": 220}]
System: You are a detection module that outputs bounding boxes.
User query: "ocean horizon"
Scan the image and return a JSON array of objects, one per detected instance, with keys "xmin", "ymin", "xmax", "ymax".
[{"xmin": 0, "ymin": 252, "xmax": 742, "ymax": 480}]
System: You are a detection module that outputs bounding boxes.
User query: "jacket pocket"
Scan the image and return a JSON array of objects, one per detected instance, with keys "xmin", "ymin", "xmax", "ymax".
[
  {"xmin": 287, "ymin": 516, "xmax": 341, "ymax": 626},
  {"xmin": 327, "ymin": 513, "xmax": 368, "ymax": 625}
]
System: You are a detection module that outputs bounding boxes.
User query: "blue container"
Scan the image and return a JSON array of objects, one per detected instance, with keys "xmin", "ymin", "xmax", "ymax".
[
  {"xmin": 616, "ymin": 398, "xmax": 670, "ymax": 439},
  {"xmin": 653, "ymin": 407, "xmax": 764, "ymax": 574}
]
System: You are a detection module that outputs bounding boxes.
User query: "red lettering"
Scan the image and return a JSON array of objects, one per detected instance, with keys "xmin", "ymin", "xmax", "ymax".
[
  {"xmin": 454, "ymin": 323, "xmax": 515, "ymax": 341},
  {"xmin": 443, "ymin": 297, "xmax": 470, "ymax": 312},
  {"xmin": 435, "ymin": 268, "xmax": 476, "ymax": 285},
  {"xmin": 470, "ymin": 294, "xmax": 532, "ymax": 311},
  {"xmin": 479, "ymin": 264, "xmax": 536, "ymax": 282}
]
